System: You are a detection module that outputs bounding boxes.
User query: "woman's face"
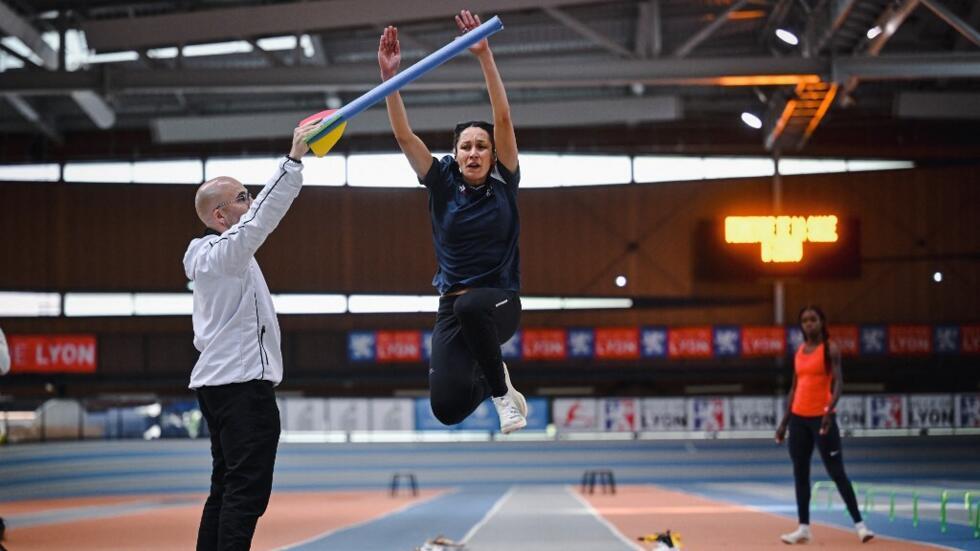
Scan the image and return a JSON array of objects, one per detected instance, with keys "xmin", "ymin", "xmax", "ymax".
[
  {"xmin": 800, "ymin": 309, "xmax": 823, "ymax": 340},
  {"xmin": 454, "ymin": 126, "xmax": 494, "ymax": 185}
]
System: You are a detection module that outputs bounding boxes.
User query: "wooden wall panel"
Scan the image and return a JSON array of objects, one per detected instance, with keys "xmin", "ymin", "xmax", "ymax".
[
  {"xmin": 0, "ymin": 184, "xmax": 61, "ymax": 288},
  {"xmin": 98, "ymin": 335, "xmax": 146, "ymax": 375},
  {"xmin": 1, "ymin": 165, "xmax": 978, "ymax": 326}
]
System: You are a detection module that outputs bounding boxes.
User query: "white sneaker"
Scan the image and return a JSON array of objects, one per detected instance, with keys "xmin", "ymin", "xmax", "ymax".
[
  {"xmin": 502, "ymin": 362, "xmax": 527, "ymax": 417},
  {"xmin": 857, "ymin": 525, "xmax": 874, "ymax": 543},
  {"xmin": 492, "ymin": 392, "xmax": 527, "ymax": 434},
  {"xmin": 780, "ymin": 525, "xmax": 811, "ymax": 544}
]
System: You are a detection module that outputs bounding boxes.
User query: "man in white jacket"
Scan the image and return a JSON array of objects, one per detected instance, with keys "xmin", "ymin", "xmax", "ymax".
[{"xmin": 184, "ymin": 121, "xmax": 318, "ymax": 551}]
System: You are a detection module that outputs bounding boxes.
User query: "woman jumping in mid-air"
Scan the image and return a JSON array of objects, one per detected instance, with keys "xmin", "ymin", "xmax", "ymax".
[{"xmin": 378, "ymin": 10, "xmax": 526, "ymax": 433}]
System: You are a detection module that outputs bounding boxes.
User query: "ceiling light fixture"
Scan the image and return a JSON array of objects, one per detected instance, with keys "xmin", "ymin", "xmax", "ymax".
[
  {"xmin": 775, "ymin": 28, "xmax": 799, "ymax": 46},
  {"xmin": 740, "ymin": 112, "xmax": 763, "ymax": 129}
]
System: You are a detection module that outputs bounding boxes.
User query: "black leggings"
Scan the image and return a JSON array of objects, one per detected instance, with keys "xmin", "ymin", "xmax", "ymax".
[
  {"xmin": 429, "ymin": 288, "xmax": 521, "ymax": 425},
  {"xmin": 788, "ymin": 413, "xmax": 862, "ymax": 524},
  {"xmin": 196, "ymin": 380, "xmax": 281, "ymax": 551}
]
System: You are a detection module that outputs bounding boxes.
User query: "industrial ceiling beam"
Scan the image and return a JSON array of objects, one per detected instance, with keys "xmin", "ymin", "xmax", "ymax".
[
  {"xmin": 759, "ymin": 0, "xmax": 795, "ymax": 46},
  {"xmin": 544, "ymin": 6, "xmax": 634, "ymax": 58},
  {"xmin": 634, "ymin": 0, "xmax": 662, "ymax": 58},
  {"xmin": 0, "ymin": 53, "xmax": 977, "ymax": 97},
  {"xmin": 79, "ymin": 0, "xmax": 610, "ymax": 52},
  {"xmin": 151, "ymin": 95, "xmax": 681, "ymax": 143},
  {"xmin": 245, "ymin": 39, "xmax": 285, "ymax": 67},
  {"xmin": 69, "ymin": 90, "xmax": 116, "ymax": 129},
  {"xmin": 673, "ymin": 0, "xmax": 750, "ymax": 58},
  {"xmin": 0, "ymin": 55, "xmax": 827, "ymax": 95},
  {"xmin": 919, "ymin": 0, "xmax": 980, "ymax": 47},
  {"xmin": 953, "ymin": 0, "xmax": 980, "ymax": 50},
  {"xmin": 0, "ymin": 0, "xmax": 58, "ymax": 70},
  {"xmin": 4, "ymin": 94, "xmax": 63, "ymax": 143},
  {"xmin": 802, "ymin": 0, "xmax": 859, "ymax": 57},
  {"xmin": 838, "ymin": 0, "xmax": 921, "ymax": 106}
]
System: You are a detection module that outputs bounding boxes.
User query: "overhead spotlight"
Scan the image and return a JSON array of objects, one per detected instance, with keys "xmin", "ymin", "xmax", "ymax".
[
  {"xmin": 775, "ymin": 28, "xmax": 799, "ymax": 46},
  {"xmin": 325, "ymin": 94, "xmax": 342, "ymax": 109},
  {"xmin": 740, "ymin": 112, "xmax": 763, "ymax": 129},
  {"xmin": 866, "ymin": 26, "xmax": 883, "ymax": 39},
  {"xmin": 933, "ymin": 271, "xmax": 943, "ymax": 283},
  {"xmin": 615, "ymin": 275, "xmax": 627, "ymax": 288}
]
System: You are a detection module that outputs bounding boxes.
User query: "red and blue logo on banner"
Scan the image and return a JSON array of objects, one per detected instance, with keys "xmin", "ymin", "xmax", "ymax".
[
  {"xmin": 713, "ymin": 326, "xmax": 741, "ymax": 357},
  {"xmin": 522, "ymin": 328, "xmax": 567, "ymax": 360},
  {"xmin": 7, "ymin": 335, "xmax": 98, "ymax": 374},
  {"xmin": 741, "ymin": 326, "xmax": 786, "ymax": 357},
  {"xmin": 934, "ymin": 326, "xmax": 959, "ymax": 354},
  {"xmin": 375, "ymin": 331, "xmax": 422, "ymax": 362},
  {"xmin": 830, "ymin": 325, "xmax": 859, "ymax": 356},
  {"xmin": 668, "ymin": 327, "xmax": 713, "ymax": 359},
  {"xmin": 888, "ymin": 325, "xmax": 932, "ymax": 355},
  {"xmin": 350, "ymin": 322, "xmax": 980, "ymax": 362},
  {"xmin": 595, "ymin": 327, "xmax": 640, "ymax": 360},
  {"xmin": 567, "ymin": 328, "xmax": 595, "ymax": 358},
  {"xmin": 640, "ymin": 327, "xmax": 668, "ymax": 358},
  {"xmin": 962, "ymin": 325, "xmax": 980, "ymax": 354}
]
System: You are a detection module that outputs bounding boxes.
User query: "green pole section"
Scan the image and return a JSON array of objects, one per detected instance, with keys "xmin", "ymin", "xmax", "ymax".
[
  {"xmin": 971, "ymin": 501, "xmax": 979, "ymax": 539},
  {"xmin": 913, "ymin": 492, "xmax": 920, "ymax": 528},
  {"xmin": 973, "ymin": 502, "xmax": 979, "ymax": 538},
  {"xmin": 941, "ymin": 490, "xmax": 949, "ymax": 534},
  {"xmin": 889, "ymin": 491, "xmax": 896, "ymax": 522}
]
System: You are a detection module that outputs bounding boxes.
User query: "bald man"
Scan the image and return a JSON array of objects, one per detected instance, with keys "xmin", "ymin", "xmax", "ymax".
[{"xmin": 184, "ymin": 121, "xmax": 318, "ymax": 551}]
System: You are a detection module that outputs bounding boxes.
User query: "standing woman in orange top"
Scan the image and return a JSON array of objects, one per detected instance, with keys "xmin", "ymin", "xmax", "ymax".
[{"xmin": 775, "ymin": 306, "xmax": 874, "ymax": 545}]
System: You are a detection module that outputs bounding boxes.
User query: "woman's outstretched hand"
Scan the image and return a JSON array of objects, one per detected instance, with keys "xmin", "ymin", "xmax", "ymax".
[
  {"xmin": 378, "ymin": 25, "xmax": 401, "ymax": 81},
  {"xmin": 455, "ymin": 10, "xmax": 488, "ymax": 55}
]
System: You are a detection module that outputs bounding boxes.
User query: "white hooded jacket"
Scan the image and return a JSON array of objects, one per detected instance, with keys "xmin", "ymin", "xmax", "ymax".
[{"xmin": 183, "ymin": 157, "xmax": 303, "ymax": 389}]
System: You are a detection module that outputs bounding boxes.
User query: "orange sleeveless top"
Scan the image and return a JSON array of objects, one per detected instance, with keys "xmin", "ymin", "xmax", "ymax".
[{"xmin": 791, "ymin": 343, "xmax": 833, "ymax": 416}]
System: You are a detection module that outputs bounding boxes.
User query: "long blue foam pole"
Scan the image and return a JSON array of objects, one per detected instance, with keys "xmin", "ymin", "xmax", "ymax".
[{"xmin": 307, "ymin": 15, "xmax": 504, "ymax": 144}]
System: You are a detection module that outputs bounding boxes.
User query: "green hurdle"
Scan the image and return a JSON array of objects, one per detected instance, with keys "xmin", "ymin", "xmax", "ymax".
[{"xmin": 810, "ymin": 482, "xmax": 979, "ymax": 538}]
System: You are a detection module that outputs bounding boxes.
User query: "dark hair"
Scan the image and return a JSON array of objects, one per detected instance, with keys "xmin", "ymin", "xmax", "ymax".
[
  {"xmin": 452, "ymin": 120, "xmax": 495, "ymax": 154},
  {"xmin": 799, "ymin": 305, "xmax": 832, "ymax": 373}
]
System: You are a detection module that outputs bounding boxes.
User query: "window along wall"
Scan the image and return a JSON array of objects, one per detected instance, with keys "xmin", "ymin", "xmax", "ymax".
[
  {"xmin": 0, "ymin": 154, "xmax": 914, "ymax": 188},
  {"xmin": 0, "ymin": 291, "xmax": 632, "ymax": 317}
]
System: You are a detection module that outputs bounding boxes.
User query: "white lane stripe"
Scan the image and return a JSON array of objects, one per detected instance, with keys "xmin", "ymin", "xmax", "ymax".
[
  {"xmin": 495, "ymin": 299, "xmax": 508, "ymax": 307},
  {"xmin": 461, "ymin": 486, "xmax": 516, "ymax": 543},
  {"xmin": 565, "ymin": 485, "xmax": 646, "ymax": 551},
  {"xmin": 272, "ymin": 489, "xmax": 453, "ymax": 551}
]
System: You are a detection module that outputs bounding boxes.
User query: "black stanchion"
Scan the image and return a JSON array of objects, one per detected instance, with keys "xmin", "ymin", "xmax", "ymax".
[{"xmin": 390, "ymin": 472, "xmax": 419, "ymax": 497}]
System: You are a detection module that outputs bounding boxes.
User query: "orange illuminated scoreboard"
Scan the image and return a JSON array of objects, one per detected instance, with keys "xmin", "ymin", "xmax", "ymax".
[{"xmin": 695, "ymin": 215, "xmax": 860, "ymax": 280}]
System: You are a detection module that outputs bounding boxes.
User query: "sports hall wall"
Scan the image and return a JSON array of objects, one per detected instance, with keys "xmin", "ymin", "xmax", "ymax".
[{"xmin": 1, "ymin": 164, "xmax": 977, "ymax": 389}]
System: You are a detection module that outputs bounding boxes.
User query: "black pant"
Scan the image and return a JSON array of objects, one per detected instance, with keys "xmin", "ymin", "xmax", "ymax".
[
  {"xmin": 429, "ymin": 288, "xmax": 521, "ymax": 425},
  {"xmin": 196, "ymin": 380, "xmax": 281, "ymax": 551},
  {"xmin": 788, "ymin": 413, "xmax": 862, "ymax": 524}
]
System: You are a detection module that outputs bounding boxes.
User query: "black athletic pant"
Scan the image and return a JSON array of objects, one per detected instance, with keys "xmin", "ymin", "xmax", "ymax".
[
  {"xmin": 788, "ymin": 413, "xmax": 862, "ymax": 525},
  {"xmin": 196, "ymin": 379, "xmax": 281, "ymax": 551},
  {"xmin": 429, "ymin": 288, "xmax": 521, "ymax": 426}
]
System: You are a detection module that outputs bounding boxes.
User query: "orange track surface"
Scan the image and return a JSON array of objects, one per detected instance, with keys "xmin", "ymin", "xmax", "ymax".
[
  {"xmin": 1, "ymin": 490, "xmax": 444, "ymax": 551},
  {"xmin": 580, "ymin": 485, "xmax": 936, "ymax": 550},
  {"xmin": 0, "ymin": 495, "xmax": 155, "ymax": 516}
]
